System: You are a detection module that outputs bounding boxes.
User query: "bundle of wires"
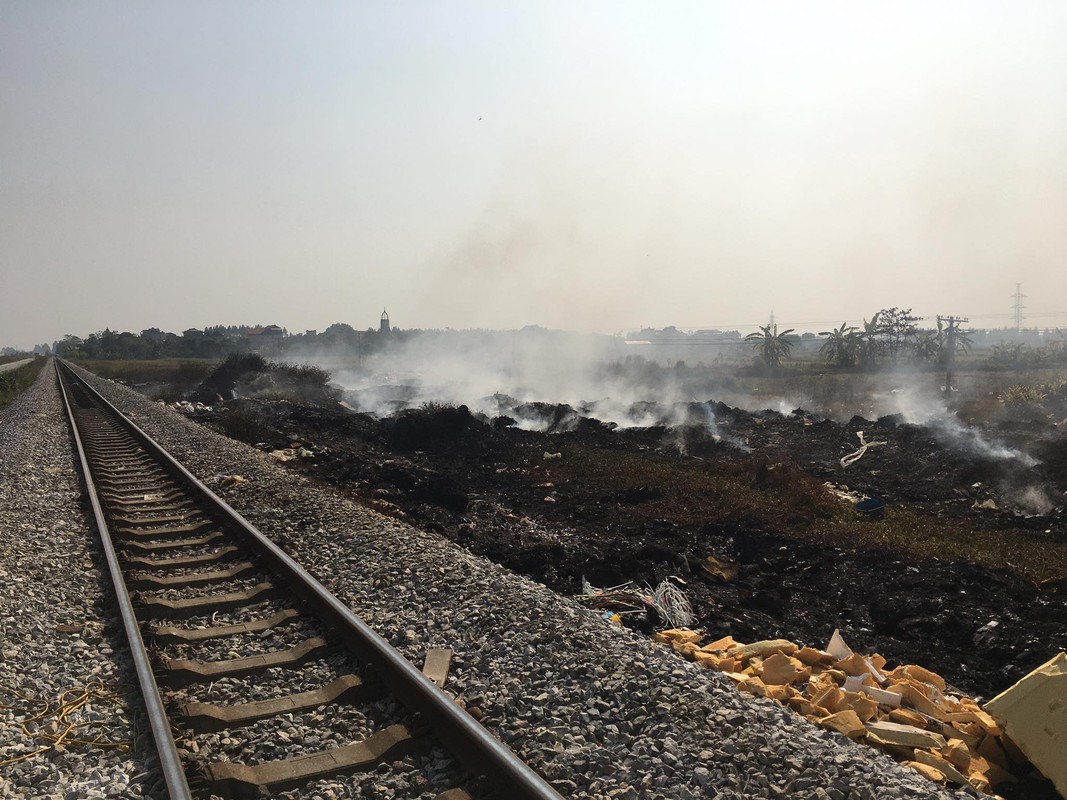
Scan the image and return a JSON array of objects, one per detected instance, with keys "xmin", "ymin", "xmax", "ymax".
[
  {"xmin": 579, "ymin": 576, "xmax": 694, "ymax": 629},
  {"xmin": 0, "ymin": 683, "xmax": 131, "ymax": 766}
]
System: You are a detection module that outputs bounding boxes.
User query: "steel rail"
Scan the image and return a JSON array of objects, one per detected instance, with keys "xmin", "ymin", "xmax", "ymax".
[
  {"xmin": 56, "ymin": 361, "xmax": 194, "ymax": 800},
  {"xmin": 57, "ymin": 360, "xmax": 564, "ymax": 800}
]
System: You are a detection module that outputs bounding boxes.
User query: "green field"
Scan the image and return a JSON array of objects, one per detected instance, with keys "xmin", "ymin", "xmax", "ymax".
[{"xmin": 73, "ymin": 358, "xmax": 217, "ymax": 387}]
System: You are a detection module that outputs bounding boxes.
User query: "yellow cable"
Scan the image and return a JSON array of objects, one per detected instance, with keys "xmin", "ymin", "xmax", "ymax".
[{"xmin": 0, "ymin": 684, "xmax": 132, "ymax": 767}]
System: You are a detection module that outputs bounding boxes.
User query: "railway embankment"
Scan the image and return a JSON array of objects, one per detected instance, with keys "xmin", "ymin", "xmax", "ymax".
[{"xmin": 15, "ymin": 361, "xmax": 968, "ymax": 799}]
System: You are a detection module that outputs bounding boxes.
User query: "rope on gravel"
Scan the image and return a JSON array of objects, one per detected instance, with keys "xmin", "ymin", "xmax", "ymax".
[
  {"xmin": 0, "ymin": 683, "xmax": 132, "ymax": 766},
  {"xmin": 839, "ymin": 431, "xmax": 887, "ymax": 467}
]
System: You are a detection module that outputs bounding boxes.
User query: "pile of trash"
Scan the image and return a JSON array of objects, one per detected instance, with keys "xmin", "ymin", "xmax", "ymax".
[
  {"xmin": 268, "ymin": 444, "xmax": 314, "ymax": 463},
  {"xmin": 654, "ymin": 627, "xmax": 1056, "ymax": 797},
  {"xmin": 163, "ymin": 400, "xmax": 215, "ymax": 415},
  {"xmin": 578, "ymin": 577, "xmax": 694, "ymax": 629}
]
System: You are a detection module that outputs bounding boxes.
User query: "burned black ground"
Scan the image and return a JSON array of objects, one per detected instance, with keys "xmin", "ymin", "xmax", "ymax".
[{"xmin": 181, "ymin": 393, "xmax": 1067, "ymax": 709}]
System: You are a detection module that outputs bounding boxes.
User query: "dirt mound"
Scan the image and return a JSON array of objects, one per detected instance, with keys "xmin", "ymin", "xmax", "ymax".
[{"xmin": 388, "ymin": 404, "xmax": 486, "ymax": 450}]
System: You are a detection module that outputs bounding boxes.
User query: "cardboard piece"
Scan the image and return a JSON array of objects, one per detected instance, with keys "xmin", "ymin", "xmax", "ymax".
[{"xmin": 984, "ymin": 651, "xmax": 1067, "ymax": 800}]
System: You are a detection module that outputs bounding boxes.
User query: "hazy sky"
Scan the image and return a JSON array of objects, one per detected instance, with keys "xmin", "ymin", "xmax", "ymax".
[{"xmin": 3, "ymin": 2, "xmax": 1066, "ymax": 349}]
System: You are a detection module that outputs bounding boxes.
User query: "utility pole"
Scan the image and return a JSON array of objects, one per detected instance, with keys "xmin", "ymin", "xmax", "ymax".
[
  {"xmin": 1011, "ymin": 283, "xmax": 1026, "ymax": 332},
  {"xmin": 937, "ymin": 315, "xmax": 969, "ymax": 393}
]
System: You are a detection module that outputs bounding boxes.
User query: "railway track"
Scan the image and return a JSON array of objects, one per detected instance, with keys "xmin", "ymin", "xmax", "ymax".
[{"xmin": 56, "ymin": 361, "xmax": 563, "ymax": 800}]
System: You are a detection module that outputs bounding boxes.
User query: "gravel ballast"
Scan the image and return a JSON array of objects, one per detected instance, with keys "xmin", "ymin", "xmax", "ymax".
[
  {"xmin": 0, "ymin": 364, "xmax": 160, "ymax": 798},
  {"xmin": 5, "ymin": 362, "xmax": 975, "ymax": 799}
]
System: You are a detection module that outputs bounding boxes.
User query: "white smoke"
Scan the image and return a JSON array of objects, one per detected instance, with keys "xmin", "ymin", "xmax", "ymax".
[
  {"xmin": 883, "ymin": 386, "xmax": 1036, "ymax": 466},
  {"xmin": 1014, "ymin": 485, "xmax": 1055, "ymax": 516},
  {"xmin": 304, "ymin": 330, "xmax": 756, "ymax": 446}
]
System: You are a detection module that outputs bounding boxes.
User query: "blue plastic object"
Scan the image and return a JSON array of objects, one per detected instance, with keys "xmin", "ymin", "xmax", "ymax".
[{"xmin": 855, "ymin": 497, "xmax": 885, "ymax": 519}]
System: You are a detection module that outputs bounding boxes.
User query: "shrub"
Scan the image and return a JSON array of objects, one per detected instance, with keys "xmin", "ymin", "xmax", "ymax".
[
  {"xmin": 273, "ymin": 362, "xmax": 330, "ymax": 388},
  {"xmin": 192, "ymin": 353, "xmax": 269, "ymax": 401},
  {"xmin": 998, "ymin": 384, "xmax": 1051, "ymax": 423}
]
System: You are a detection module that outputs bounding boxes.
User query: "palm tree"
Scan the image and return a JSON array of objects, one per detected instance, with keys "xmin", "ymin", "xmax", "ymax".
[
  {"xmin": 857, "ymin": 313, "xmax": 883, "ymax": 370},
  {"xmin": 943, "ymin": 326, "xmax": 973, "ymax": 362},
  {"xmin": 818, "ymin": 323, "xmax": 859, "ymax": 368},
  {"xmin": 745, "ymin": 324, "xmax": 795, "ymax": 369},
  {"xmin": 912, "ymin": 329, "xmax": 941, "ymax": 362}
]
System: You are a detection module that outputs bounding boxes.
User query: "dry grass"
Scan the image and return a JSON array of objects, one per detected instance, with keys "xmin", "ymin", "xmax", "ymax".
[
  {"xmin": 540, "ymin": 443, "xmax": 843, "ymax": 531},
  {"xmin": 806, "ymin": 507, "xmax": 1066, "ymax": 584},
  {"xmin": 536, "ymin": 441, "xmax": 1067, "ymax": 584}
]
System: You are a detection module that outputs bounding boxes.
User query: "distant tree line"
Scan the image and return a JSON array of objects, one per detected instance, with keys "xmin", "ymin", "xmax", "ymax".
[
  {"xmin": 1, "ymin": 343, "xmax": 51, "ymax": 357},
  {"xmin": 49, "ymin": 323, "xmax": 410, "ymax": 361},
  {"xmin": 36, "ymin": 315, "xmax": 1067, "ymax": 373},
  {"xmin": 746, "ymin": 307, "xmax": 1067, "ymax": 372}
]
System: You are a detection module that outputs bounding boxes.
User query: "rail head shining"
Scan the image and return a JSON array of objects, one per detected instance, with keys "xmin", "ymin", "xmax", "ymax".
[{"xmin": 57, "ymin": 360, "xmax": 564, "ymax": 800}]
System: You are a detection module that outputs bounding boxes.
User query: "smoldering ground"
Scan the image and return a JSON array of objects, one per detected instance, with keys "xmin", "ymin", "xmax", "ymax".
[{"xmin": 297, "ymin": 331, "xmax": 1049, "ymax": 471}]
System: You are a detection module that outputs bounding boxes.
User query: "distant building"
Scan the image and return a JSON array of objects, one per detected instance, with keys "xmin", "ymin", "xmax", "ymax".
[
  {"xmin": 380, "ymin": 309, "xmax": 391, "ymax": 334},
  {"xmin": 182, "ymin": 328, "xmax": 203, "ymax": 338},
  {"xmin": 244, "ymin": 324, "xmax": 285, "ymax": 339}
]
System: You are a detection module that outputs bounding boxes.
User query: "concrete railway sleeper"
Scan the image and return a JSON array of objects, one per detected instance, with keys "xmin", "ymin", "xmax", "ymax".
[{"xmin": 55, "ymin": 360, "xmax": 563, "ymax": 800}]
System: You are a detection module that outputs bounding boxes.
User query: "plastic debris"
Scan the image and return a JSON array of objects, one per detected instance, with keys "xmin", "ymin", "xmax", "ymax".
[
  {"xmin": 840, "ymin": 431, "xmax": 887, "ymax": 467},
  {"xmin": 701, "ymin": 554, "xmax": 739, "ymax": 582},
  {"xmin": 169, "ymin": 400, "xmax": 214, "ymax": 414},
  {"xmin": 269, "ymin": 447, "xmax": 313, "ymax": 462},
  {"xmin": 984, "ymin": 651, "xmax": 1067, "ymax": 799},
  {"xmin": 825, "ymin": 482, "xmax": 865, "ymax": 504},
  {"xmin": 854, "ymin": 497, "xmax": 886, "ymax": 519}
]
